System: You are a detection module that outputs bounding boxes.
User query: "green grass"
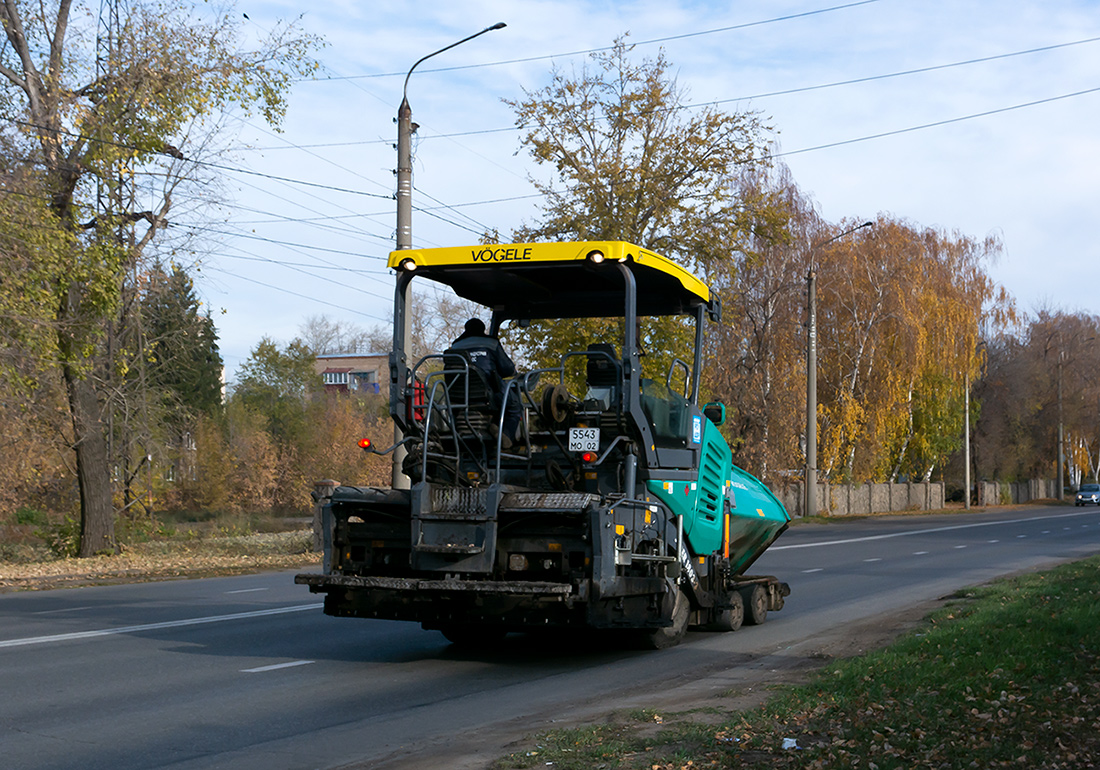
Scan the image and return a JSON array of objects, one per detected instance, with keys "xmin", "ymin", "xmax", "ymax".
[{"xmin": 494, "ymin": 556, "xmax": 1100, "ymax": 769}]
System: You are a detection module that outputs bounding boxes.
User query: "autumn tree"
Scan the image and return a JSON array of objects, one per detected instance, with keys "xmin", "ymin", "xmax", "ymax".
[
  {"xmin": 503, "ymin": 37, "xmax": 771, "ymax": 375},
  {"xmin": 702, "ymin": 160, "xmax": 820, "ymax": 479},
  {"xmin": 814, "ymin": 217, "xmax": 1009, "ymax": 484},
  {"xmin": 0, "ymin": 166, "xmax": 78, "ymax": 516},
  {"xmin": 0, "ymin": 0, "xmax": 316, "ymax": 554},
  {"xmin": 974, "ymin": 311, "xmax": 1100, "ymax": 486}
]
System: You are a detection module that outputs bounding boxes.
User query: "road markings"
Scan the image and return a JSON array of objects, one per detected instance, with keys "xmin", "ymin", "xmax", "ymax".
[
  {"xmin": 988, "ymin": 539, "xmax": 999, "ymax": 543},
  {"xmin": 913, "ymin": 551, "xmax": 928, "ymax": 555},
  {"xmin": 802, "ymin": 568, "xmax": 824, "ymax": 573},
  {"xmin": 242, "ymin": 660, "xmax": 315, "ymax": 673},
  {"xmin": 770, "ymin": 509, "xmax": 1100, "ymax": 551},
  {"xmin": 225, "ymin": 588, "xmax": 270, "ymax": 594},
  {"xmin": 0, "ymin": 603, "xmax": 322, "ymax": 649},
  {"xmin": 954, "ymin": 545, "xmax": 967, "ymax": 549},
  {"xmin": 863, "ymin": 558, "xmax": 882, "ymax": 562},
  {"xmin": 32, "ymin": 606, "xmax": 95, "ymax": 615}
]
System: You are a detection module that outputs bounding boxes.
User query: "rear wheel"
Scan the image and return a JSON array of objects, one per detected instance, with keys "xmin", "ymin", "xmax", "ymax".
[
  {"xmin": 708, "ymin": 590, "xmax": 744, "ymax": 632},
  {"xmin": 741, "ymin": 583, "xmax": 769, "ymax": 626},
  {"xmin": 641, "ymin": 585, "xmax": 690, "ymax": 650}
]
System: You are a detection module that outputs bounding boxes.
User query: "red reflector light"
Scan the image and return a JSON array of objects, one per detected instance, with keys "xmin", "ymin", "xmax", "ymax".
[
  {"xmin": 581, "ymin": 451, "xmax": 596, "ymax": 464},
  {"xmin": 358, "ymin": 438, "xmax": 372, "ymax": 450}
]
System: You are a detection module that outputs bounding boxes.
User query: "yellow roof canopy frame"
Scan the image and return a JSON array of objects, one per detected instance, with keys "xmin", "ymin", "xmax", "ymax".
[{"xmin": 388, "ymin": 241, "xmax": 713, "ymax": 320}]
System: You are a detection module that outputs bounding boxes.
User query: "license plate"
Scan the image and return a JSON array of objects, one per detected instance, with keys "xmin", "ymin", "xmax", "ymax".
[{"xmin": 569, "ymin": 427, "xmax": 600, "ymax": 452}]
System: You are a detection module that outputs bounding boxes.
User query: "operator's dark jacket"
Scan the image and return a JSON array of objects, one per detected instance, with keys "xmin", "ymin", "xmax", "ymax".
[{"xmin": 446, "ymin": 332, "xmax": 516, "ymax": 389}]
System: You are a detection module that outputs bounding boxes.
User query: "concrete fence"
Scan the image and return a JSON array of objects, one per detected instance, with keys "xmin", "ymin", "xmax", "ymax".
[
  {"xmin": 771, "ymin": 478, "xmax": 1059, "ymax": 518},
  {"xmin": 976, "ymin": 478, "xmax": 1059, "ymax": 507}
]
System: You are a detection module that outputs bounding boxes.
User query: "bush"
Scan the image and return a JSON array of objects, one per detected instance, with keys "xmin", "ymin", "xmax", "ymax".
[
  {"xmin": 34, "ymin": 514, "xmax": 81, "ymax": 558},
  {"xmin": 14, "ymin": 506, "xmax": 48, "ymax": 526}
]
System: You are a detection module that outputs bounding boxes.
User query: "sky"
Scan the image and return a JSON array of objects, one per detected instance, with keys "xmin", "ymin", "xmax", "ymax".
[{"xmin": 193, "ymin": 0, "xmax": 1100, "ymax": 381}]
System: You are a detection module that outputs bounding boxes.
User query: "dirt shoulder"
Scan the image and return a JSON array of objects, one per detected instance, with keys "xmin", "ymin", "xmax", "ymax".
[
  {"xmin": 0, "ymin": 532, "xmax": 320, "ymax": 593},
  {"xmin": 366, "ymin": 599, "xmax": 945, "ymax": 770}
]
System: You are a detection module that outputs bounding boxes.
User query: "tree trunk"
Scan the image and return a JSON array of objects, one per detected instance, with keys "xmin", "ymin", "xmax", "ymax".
[
  {"xmin": 64, "ymin": 361, "xmax": 116, "ymax": 556},
  {"xmin": 58, "ymin": 275, "xmax": 116, "ymax": 557}
]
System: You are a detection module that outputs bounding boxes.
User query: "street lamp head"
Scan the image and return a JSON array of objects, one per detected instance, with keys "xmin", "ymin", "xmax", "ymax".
[{"xmin": 402, "ymin": 22, "xmax": 508, "ymax": 102}]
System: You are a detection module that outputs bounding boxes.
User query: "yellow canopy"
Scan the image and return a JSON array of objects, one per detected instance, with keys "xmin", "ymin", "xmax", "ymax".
[{"xmin": 387, "ymin": 241, "xmax": 710, "ymax": 319}]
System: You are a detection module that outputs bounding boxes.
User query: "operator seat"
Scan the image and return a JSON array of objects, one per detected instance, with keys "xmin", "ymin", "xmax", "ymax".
[
  {"xmin": 441, "ymin": 351, "xmax": 498, "ymax": 444},
  {"xmin": 583, "ymin": 343, "xmax": 620, "ymax": 412}
]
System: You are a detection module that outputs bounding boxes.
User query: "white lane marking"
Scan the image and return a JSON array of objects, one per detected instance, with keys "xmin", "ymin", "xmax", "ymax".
[
  {"xmin": 864, "ymin": 558, "xmax": 882, "ymax": 562},
  {"xmin": 242, "ymin": 660, "xmax": 315, "ymax": 673},
  {"xmin": 225, "ymin": 588, "xmax": 270, "ymax": 594},
  {"xmin": 802, "ymin": 568, "xmax": 824, "ymax": 573},
  {"xmin": 1017, "ymin": 535, "xmax": 1027, "ymax": 538},
  {"xmin": 988, "ymin": 540, "xmax": 999, "ymax": 543},
  {"xmin": 771, "ymin": 509, "xmax": 1100, "ymax": 551},
  {"xmin": 954, "ymin": 545, "xmax": 967, "ymax": 549},
  {"xmin": 32, "ymin": 606, "xmax": 96, "ymax": 615},
  {"xmin": 1042, "ymin": 530, "xmax": 1051, "ymax": 534},
  {"xmin": 913, "ymin": 551, "xmax": 928, "ymax": 555},
  {"xmin": 0, "ymin": 604, "xmax": 323, "ymax": 649}
]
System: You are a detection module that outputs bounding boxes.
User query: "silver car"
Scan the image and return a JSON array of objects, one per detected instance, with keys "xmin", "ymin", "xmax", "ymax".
[{"xmin": 1075, "ymin": 483, "xmax": 1100, "ymax": 506}]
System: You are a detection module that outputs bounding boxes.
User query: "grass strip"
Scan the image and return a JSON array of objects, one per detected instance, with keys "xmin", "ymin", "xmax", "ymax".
[{"xmin": 495, "ymin": 555, "xmax": 1100, "ymax": 769}]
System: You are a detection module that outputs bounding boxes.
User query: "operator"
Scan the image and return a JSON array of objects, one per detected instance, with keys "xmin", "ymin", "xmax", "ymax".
[{"xmin": 447, "ymin": 318, "xmax": 522, "ymax": 449}]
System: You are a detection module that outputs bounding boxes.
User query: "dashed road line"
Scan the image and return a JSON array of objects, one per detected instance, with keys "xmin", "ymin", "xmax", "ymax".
[
  {"xmin": 242, "ymin": 660, "xmax": 315, "ymax": 673},
  {"xmin": 0, "ymin": 604, "xmax": 322, "ymax": 649}
]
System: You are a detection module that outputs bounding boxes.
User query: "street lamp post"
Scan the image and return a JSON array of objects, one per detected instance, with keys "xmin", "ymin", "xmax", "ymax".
[
  {"xmin": 964, "ymin": 369, "xmax": 971, "ymax": 510},
  {"xmin": 805, "ymin": 221, "xmax": 873, "ymax": 517},
  {"xmin": 391, "ymin": 22, "xmax": 506, "ymax": 489},
  {"xmin": 1058, "ymin": 349, "xmax": 1064, "ymax": 501}
]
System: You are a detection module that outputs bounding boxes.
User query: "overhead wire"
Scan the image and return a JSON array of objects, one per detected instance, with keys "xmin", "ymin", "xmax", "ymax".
[
  {"xmin": 310, "ymin": 0, "xmax": 884, "ymax": 81},
  {"xmin": 201, "ymin": 265, "xmax": 389, "ymax": 321},
  {"xmin": 208, "ymin": 246, "xmax": 393, "ymax": 302},
  {"xmin": 766, "ymin": 85, "xmax": 1100, "ymax": 160}
]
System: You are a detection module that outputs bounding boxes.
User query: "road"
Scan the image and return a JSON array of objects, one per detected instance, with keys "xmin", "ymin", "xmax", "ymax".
[{"xmin": 2, "ymin": 504, "xmax": 1099, "ymax": 769}]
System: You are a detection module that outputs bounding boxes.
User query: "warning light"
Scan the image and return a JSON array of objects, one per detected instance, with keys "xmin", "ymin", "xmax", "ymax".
[
  {"xmin": 581, "ymin": 451, "xmax": 596, "ymax": 464},
  {"xmin": 358, "ymin": 438, "xmax": 372, "ymax": 451}
]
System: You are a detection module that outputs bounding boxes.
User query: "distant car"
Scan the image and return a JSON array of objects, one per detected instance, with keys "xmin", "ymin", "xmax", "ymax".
[{"xmin": 1075, "ymin": 483, "xmax": 1100, "ymax": 506}]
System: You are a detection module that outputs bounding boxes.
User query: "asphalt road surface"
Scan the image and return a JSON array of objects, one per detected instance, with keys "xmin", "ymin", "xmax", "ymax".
[{"xmin": 2, "ymin": 504, "xmax": 1099, "ymax": 770}]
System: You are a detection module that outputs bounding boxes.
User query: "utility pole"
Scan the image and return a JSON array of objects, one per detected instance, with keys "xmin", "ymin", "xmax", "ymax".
[
  {"xmin": 806, "ymin": 265, "xmax": 817, "ymax": 517},
  {"xmin": 392, "ymin": 23, "xmax": 506, "ymax": 489},
  {"xmin": 805, "ymin": 221, "xmax": 872, "ymax": 518},
  {"xmin": 964, "ymin": 371, "xmax": 970, "ymax": 510},
  {"xmin": 1058, "ymin": 349, "xmax": 1064, "ymax": 501}
]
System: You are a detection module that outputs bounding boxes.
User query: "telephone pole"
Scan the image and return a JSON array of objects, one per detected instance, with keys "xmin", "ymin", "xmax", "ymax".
[
  {"xmin": 805, "ymin": 221, "xmax": 872, "ymax": 517},
  {"xmin": 392, "ymin": 23, "xmax": 506, "ymax": 488}
]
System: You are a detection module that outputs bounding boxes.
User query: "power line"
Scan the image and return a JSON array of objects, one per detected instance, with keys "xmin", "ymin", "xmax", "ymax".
[
  {"xmin": 200, "ymin": 265, "xmax": 388, "ymax": 321},
  {"xmin": 310, "ymin": 0, "xmax": 883, "ymax": 81},
  {"xmin": 241, "ymin": 119, "xmax": 397, "ymax": 198},
  {"xmin": 178, "ymin": 223, "xmax": 389, "ymax": 261},
  {"xmin": 210, "ymin": 247, "xmax": 393, "ymax": 302},
  {"xmin": 198, "ymin": 159, "xmax": 393, "ymax": 199},
  {"xmin": 216, "ymin": 250, "xmax": 386, "ymax": 276},
  {"xmin": 767, "ymin": 85, "xmax": 1100, "ymax": 160},
  {"xmin": 707, "ymin": 36, "xmax": 1100, "ymax": 108},
  {"xmin": 246, "ymin": 34, "xmax": 1100, "ymax": 150}
]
